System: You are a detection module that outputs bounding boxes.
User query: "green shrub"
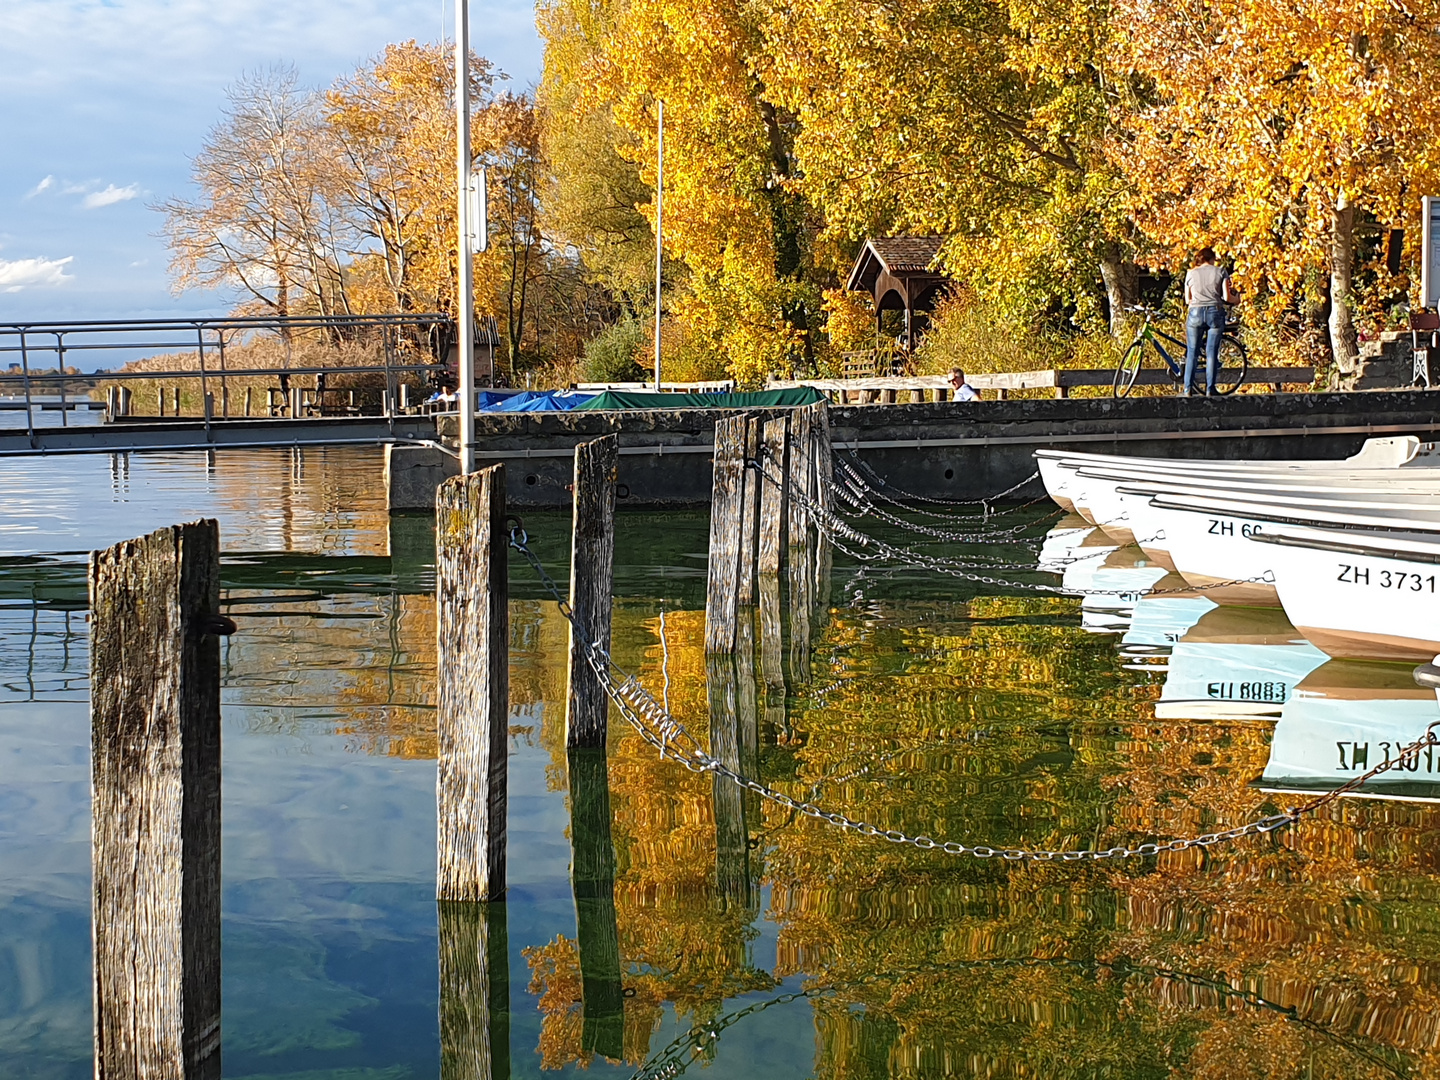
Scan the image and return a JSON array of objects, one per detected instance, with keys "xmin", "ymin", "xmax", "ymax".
[{"xmin": 582, "ymin": 317, "xmax": 646, "ymax": 382}]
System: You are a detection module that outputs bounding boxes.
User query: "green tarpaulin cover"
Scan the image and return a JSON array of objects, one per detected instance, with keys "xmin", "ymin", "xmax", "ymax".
[{"xmin": 573, "ymin": 387, "xmax": 825, "ymax": 411}]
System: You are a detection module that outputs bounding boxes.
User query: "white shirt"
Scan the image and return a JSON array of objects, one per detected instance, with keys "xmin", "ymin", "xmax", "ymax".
[{"xmin": 954, "ymin": 383, "xmax": 979, "ymax": 401}]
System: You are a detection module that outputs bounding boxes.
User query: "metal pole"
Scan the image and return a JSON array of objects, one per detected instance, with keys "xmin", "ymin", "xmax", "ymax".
[
  {"xmin": 19, "ymin": 330, "xmax": 35, "ymax": 445},
  {"xmin": 654, "ymin": 100, "xmax": 664, "ymax": 391},
  {"xmin": 56, "ymin": 335, "xmax": 69, "ymax": 427},
  {"xmin": 197, "ymin": 327, "xmax": 212, "ymax": 441},
  {"xmin": 455, "ymin": 0, "xmax": 477, "ymax": 474}
]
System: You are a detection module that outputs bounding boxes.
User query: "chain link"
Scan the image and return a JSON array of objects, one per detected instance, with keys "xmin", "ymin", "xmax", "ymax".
[
  {"xmin": 768, "ymin": 453, "xmax": 1277, "ymax": 599},
  {"xmin": 841, "ymin": 445, "xmax": 1045, "ymax": 513},
  {"xmin": 508, "ymin": 526, "xmax": 1438, "ymax": 865}
]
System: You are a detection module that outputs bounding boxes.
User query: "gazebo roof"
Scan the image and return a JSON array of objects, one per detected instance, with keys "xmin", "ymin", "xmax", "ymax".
[{"xmin": 845, "ymin": 236, "xmax": 947, "ymax": 293}]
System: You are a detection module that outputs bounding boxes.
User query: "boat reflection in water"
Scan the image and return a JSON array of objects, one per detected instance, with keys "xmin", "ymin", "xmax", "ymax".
[
  {"xmin": 1048, "ymin": 527, "xmax": 1171, "ymax": 634},
  {"xmin": 1258, "ymin": 659, "xmax": 1440, "ymax": 801},
  {"xmin": 1155, "ymin": 606, "xmax": 1327, "ymax": 720}
]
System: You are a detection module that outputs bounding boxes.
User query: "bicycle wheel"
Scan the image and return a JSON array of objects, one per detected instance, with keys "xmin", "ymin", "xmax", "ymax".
[
  {"xmin": 1212, "ymin": 335, "xmax": 1248, "ymax": 395},
  {"xmin": 1112, "ymin": 338, "xmax": 1145, "ymax": 398}
]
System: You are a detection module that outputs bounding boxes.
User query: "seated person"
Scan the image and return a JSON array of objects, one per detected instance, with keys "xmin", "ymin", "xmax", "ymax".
[{"xmin": 948, "ymin": 367, "xmax": 979, "ymax": 401}]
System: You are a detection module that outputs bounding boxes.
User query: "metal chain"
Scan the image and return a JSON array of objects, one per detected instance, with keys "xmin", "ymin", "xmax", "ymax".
[
  {"xmin": 766, "ymin": 453, "xmax": 1276, "ymax": 599},
  {"xmin": 507, "ymin": 526, "xmax": 1439, "ymax": 864},
  {"xmin": 831, "ymin": 465, "xmax": 1063, "ymax": 544},
  {"xmin": 630, "ymin": 957, "xmax": 1404, "ymax": 1080},
  {"xmin": 841, "ymin": 445, "xmax": 1045, "ymax": 513},
  {"xmin": 835, "ymin": 460, "xmax": 1059, "ymax": 538}
]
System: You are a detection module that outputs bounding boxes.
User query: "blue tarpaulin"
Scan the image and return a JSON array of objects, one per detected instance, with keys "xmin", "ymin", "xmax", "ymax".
[{"xmin": 480, "ymin": 389, "xmax": 598, "ymax": 412}]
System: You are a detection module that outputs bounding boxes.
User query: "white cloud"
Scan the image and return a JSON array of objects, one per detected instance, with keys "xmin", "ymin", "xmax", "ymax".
[
  {"xmin": 0, "ymin": 255, "xmax": 75, "ymax": 292},
  {"xmin": 25, "ymin": 175, "xmax": 53, "ymax": 198},
  {"xmin": 82, "ymin": 183, "xmax": 140, "ymax": 209}
]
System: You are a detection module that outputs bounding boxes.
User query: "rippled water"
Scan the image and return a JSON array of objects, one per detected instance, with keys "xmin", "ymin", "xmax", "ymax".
[{"xmin": 3, "ymin": 445, "xmax": 1439, "ymax": 1079}]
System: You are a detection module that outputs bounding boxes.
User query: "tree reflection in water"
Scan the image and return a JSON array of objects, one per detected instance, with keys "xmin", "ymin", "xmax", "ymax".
[{"xmin": 515, "ymin": 589, "xmax": 1440, "ymax": 1078}]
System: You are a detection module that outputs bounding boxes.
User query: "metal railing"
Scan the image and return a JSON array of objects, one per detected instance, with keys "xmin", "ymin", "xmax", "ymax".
[{"xmin": 0, "ymin": 313, "xmax": 456, "ymax": 443}]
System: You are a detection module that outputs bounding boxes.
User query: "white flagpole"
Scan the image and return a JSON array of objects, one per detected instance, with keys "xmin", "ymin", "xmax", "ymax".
[
  {"xmin": 653, "ymin": 100, "xmax": 664, "ymax": 391},
  {"xmin": 455, "ymin": 0, "xmax": 476, "ymax": 473}
]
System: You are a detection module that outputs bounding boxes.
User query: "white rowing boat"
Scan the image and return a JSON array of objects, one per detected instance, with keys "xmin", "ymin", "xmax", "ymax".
[
  {"xmin": 1252, "ymin": 526, "xmax": 1440, "ymax": 661},
  {"xmin": 1036, "ymin": 437, "xmax": 1439, "ymax": 518},
  {"xmin": 1130, "ymin": 489, "xmax": 1440, "ymax": 606},
  {"xmin": 1257, "ymin": 660, "xmax": 1440, "ymax": 801}
]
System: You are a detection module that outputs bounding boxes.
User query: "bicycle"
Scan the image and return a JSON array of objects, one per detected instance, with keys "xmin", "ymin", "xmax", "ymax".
[{"xmin": 1112, "ymin": 304, "xmax": 1248, "ymax": 398}]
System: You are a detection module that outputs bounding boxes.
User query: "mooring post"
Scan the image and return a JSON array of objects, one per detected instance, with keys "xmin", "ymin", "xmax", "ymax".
[
  {"xmin": 439, "ymin": 900, "xmax": 511, "ymax": 1080},
  {"xmin": 757, "ymin": 416, "xmax": 788, "ymax": 577},
  {"xmin": 90, "ymin": 520, "xmax": 224, "ymax": 1080},
  {"xmin": 735, "ymin": 416, "xmax": 762, "ymax": 608},
  {"xmin": 567, "ymin": 435, "xmax": 618, "ymax": 750},
  {"xmin": 787, "ymin": 404, "xmax": 815, "ymax": 555},
  {"xmin": 707, "ymin": 651, "xmax": 753, "ymax": 911},
  {"xmin": 567, "ymin": 747, "xmax": 625, "ymax": 1058},
  {"xmin": 436, "ymin": 464, "xmax": 509, "ymax": 902},
  {"xmin": 809, "ymin": 402, "xmax": 834, "ymax": 607},
  {"xmin": 704, "ymin": 415, "xmax": 747, "ymax": 654}
]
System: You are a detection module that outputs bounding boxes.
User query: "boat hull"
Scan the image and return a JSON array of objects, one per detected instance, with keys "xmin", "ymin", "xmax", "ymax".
[
  {"xmin": 1268, "ymin": 544, "xmax": 1440, "ymax": 661},
  {"xmin": 1149, "ymin": 504, "xmax": 1282, "ymax": 605}
]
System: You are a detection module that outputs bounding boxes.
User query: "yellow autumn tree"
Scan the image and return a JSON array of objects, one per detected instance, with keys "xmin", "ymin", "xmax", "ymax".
[
  {"xmin": 1112, "ymin": 0, "xmax": 1440, "ymax": 374},
  {"xmin": 538, "ymin": 0, "xmax": 830, "ymax": 384}
]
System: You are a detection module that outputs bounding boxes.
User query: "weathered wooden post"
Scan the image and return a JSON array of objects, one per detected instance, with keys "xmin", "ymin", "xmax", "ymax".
[
  {"xmin": 567, "ymin": 747, "xmax": 625, "ymax": 1058},
  {"xmin": 757, "ymin": 416, "xmax": 788, "ymax": 577},
  {"xmin": 735, "ymin": 416, "xmax": 763, "ymax": 608},
  {"xmin": 90, "ymin": 520, "xmax": 224, "ymax": 1080},
  {"xmin": 704, "ymin": 415, "xmax": 747, "ymax": 654},
  {"xmin": 436, "ymin": 464, "xmax": 509, "ymax": 902},
  {"xmin": 707, "ymin": 651, "xmax": 753, "ymax": 912},
  {"xmin": 810, "ymin": 402, "xmax": 834, "ymax": 609},
  {"xmin": 439, "ymin": 900, "xmax": 511, "ymax": 1080},
  {"xmin": 567, "ymin": 435, "xmax": 618, "ymax": 750}
]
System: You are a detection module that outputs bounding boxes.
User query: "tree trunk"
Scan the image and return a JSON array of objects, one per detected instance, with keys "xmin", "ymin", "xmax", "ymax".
[
  {"xmin": 1329, "ymin": 192, "xmax": 1360, "ymax": 376},
  {"xmin": 1098, "ymin": 246, "xmax": 1140, "ymax": 339}
]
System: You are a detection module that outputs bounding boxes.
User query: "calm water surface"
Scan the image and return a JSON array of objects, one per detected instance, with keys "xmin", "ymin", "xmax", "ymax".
[{"xmin": 2, "ymin": 445, "xmax": 1439, "ymax": 1079}]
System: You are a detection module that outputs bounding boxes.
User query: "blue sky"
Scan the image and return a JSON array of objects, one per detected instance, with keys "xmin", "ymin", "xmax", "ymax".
[{"xmin": 0, "ymin": 0, "xmax": 543, "ymax": 323}]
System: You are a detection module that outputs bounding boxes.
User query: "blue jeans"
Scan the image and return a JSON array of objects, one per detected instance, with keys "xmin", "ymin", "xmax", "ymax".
[{"xmin": 1184, "ymin": 305, "xmax": 1226, "ymax": 395}]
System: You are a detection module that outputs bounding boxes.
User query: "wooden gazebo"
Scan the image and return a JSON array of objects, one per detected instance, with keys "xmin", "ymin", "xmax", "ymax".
[{"xmin": 845, "ymin": 236, "xmax": 951, "ymax": 349}]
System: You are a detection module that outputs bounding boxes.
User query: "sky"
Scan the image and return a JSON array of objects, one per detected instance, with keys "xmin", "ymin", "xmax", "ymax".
[{"xmin": 0, "ymin": 0, "xmax": 543, "ymax": 324}]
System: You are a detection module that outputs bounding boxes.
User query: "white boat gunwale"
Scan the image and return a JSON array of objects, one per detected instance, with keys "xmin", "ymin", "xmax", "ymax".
[{"xmin": 1251, "ymin": 529, "xmax": 1440, "ymax": 565}]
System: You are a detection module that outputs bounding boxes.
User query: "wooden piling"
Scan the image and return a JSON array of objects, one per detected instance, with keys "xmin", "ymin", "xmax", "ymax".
[
  {"xmin": 90, "ymin": 520, "xmax": 223, "ymax": 1080},
  {"xmin": 704, "ymin": 415, "xmax": 747, "ymax": 654},
  {"xmin": 809, "ymin": 402, "xmax": 834, "ymax": 607},
  {"xmin": 436, "ymin": 464, "xmax": 509, "ymax": 902},
  {"xmin": 567, "ymin": 747, "xmax": 625, "ymax": 1058},
  {"xmin": 707, "ymin": 652, "xmax": 753, "ymax": 911},
  {"xmin": 757, "ymin": 416, "xmax": 788, "ymax": 577},
  {"xmin": 439, "ymin": 901, "xmax": 511, "ymax": 1080},
  {"xmin": 567, "ymin": 436, "xmax": 618, "ymax": 750},
  {"xmin": 735, "ymin": 417, "xmax": 762, "ymax": 608},
  {"xmin": 787, "ymin": 405, "xmax": 814, "ymax": 554}
]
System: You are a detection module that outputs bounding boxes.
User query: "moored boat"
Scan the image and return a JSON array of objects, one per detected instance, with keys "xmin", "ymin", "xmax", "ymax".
[{"xmin": 1253, "ymin": 526, "xmax": 1440, "ymax": 662}]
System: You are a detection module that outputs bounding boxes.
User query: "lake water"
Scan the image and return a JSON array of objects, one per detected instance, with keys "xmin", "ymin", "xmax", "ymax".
[{"xmin": 3, "ymin": 445, "xmax": 1439, "ymax": 1079}]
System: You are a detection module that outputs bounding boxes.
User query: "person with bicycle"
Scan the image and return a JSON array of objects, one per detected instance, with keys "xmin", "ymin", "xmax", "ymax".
[{"xmin": 1183, "ymin": 247, "xmax": 1241, "ymax": 396}]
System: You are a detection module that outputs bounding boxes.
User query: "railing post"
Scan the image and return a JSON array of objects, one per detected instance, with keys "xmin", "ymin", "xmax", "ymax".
[
  {"xmin": 436, "ymin": 464, "xmax": 509, "ymax": 902},
  {"xmin": 705, "ymin": 415, "xmax": 748, "ymax": 654},
  {"xmin": 57, "ymin": 333, "xmax": 68, "ymax": 428},
  {"xmin": 196, "ymin": 327, "xmax": 211, "ymax": 441},
  {"xmin": 90, "ymin": 520, "xmax": 224, "ymax": 1080},
  {"xmin": 567, "ymin": 435, "xmax": 618, "ymax": 750},
  {"xmin": 19, "ymin": 329, "xmax": 35, "ymax": 446}
]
